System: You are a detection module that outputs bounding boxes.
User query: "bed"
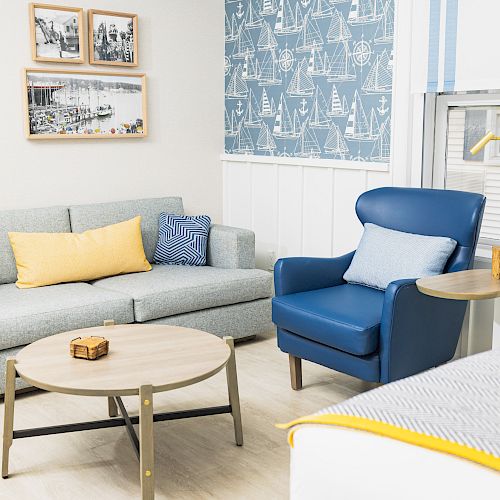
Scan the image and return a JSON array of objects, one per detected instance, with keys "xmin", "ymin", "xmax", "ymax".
[{"xmin": 281, "ymin": 350, "xmax": 500, "ymax": 499}]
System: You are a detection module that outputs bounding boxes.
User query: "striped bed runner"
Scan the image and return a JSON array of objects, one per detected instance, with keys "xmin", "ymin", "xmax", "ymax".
[{"xmin": 279, "ymin": 350, "xmax": 500, "ymax": 471}]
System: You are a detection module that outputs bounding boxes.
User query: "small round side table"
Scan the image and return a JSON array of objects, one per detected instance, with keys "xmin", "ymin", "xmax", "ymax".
[{"xmin": 417, "ymin": 269, "xmax": 499, "ymax": 357}]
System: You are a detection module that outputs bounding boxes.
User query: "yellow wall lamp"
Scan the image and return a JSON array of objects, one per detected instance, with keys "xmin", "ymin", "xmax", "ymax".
[{"xmin": 470, "ymin": 131, "xmax": 500, "ymax": 155}]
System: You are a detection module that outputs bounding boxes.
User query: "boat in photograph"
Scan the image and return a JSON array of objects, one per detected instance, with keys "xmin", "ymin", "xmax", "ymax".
[{"xmin": 96, "ymin": 104, "xmax": 113, "ymax": 117}]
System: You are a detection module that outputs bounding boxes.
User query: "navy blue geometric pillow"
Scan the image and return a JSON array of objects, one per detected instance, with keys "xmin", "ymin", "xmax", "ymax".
[{"xmin": 154, "ymin": 214, "xmax": 211, "ymax": 266}]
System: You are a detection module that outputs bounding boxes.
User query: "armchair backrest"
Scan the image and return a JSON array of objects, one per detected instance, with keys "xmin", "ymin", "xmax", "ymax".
[{"xmin": 356, "ymin": 187, "xmax": 486, "ymax": 273}]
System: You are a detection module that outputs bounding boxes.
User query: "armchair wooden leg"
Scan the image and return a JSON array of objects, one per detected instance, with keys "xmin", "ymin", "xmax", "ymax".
[{"xmin": 289, "ymin": 354, "xmax": 302, "ymax": 391}]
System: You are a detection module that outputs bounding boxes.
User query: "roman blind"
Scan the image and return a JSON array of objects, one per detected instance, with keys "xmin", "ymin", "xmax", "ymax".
[{"xmin": 412, "ymin": 0, "xmax": 500, "ymax": 94}]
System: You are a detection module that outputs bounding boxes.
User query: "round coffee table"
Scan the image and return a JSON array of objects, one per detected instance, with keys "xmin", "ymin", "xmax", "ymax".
[{"xmin": 1, "ymin": 323, "xmax": 243, "ymax": 500}]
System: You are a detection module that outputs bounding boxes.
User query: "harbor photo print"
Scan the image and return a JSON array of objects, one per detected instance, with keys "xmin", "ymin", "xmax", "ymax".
[
  {"xmin": 89, "ymin": 10, "xmax": 138, "ymax": 66},
  {"xmin": 29, "ymin": 3, "xmax": 84, "ymax": 63},
  {"xmin": 24, "ymin": 69, "xmax": 147, "ymax": 139}
]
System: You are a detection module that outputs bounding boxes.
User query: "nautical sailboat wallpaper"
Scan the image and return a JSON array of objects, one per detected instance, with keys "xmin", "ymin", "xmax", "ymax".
[{"xmin": 224, "ymin": 0, "xmax": 394, "ymax": 162}]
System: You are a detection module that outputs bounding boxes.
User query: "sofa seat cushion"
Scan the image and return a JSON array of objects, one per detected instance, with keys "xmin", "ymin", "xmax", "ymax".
[
  {"xmin": 0, "ymin": 283, "xmax": 134, "ymax": 350},
  {"xmin": 92, "ymin": 264, "xmax": 273, "ymax": 322},
  {"xmin": 272, "ymin": 284, "xmax": 384, "ymax": 356}
]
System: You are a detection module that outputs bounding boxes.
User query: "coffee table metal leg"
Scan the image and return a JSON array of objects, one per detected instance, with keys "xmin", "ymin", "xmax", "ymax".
[
  {"xmin": 108, "ymin": 397, "xmax": 118, "ymax": 418},
  {"xmin": 223, "ymin": 337, "xmax": 243, "ymax": 446},
  {"xmin": 139, "ymin": 385, "xmax": 154, "ymax": 500},
  {"xmin": 2, "ymin": 359, "xmax": 16, "ymax": 479}
]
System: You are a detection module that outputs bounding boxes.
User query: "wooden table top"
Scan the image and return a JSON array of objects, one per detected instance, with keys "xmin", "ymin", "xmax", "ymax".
[
  {"xmin": 15, "ymin": 324, "xmax": 231, "ymax": 397},
  {"xmin": 416, "ymin": 269, "xmax": 500, "ymax": 300}
]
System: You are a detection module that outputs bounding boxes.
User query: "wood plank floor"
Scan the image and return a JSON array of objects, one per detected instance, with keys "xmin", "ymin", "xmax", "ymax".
[{"xmin": 0, "ymin": 330, "xmax": 375, "ymax": 499}]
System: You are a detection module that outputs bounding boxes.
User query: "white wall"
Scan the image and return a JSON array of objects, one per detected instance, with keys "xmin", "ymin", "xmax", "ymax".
[{"xmin": 0, "ymin": 0, "xmax": 224, "ymax": 221}]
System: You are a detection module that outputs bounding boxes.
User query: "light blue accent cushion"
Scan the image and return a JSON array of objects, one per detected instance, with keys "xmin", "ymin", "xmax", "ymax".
[
  {"xmin": 343, "ymin": 223, "xmax": 457, "ymax": 290},
  {"xmin": 154, "ymin": 214, "xmax": 211, "ymax": 266}
]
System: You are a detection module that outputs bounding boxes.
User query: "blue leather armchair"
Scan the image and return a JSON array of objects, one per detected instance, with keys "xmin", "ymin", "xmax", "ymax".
[{"xmin": 272, "ymin": 187, "xmax": 486, "ymax": 388}]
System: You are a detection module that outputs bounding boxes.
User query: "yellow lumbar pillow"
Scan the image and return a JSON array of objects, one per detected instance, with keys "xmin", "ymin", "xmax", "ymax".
[{"xmin": 8, "ymin": 216, "xmax": 152, "ymax": 289}]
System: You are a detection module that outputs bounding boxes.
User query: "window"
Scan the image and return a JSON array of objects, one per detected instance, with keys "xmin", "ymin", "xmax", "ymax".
[{"xmin": 430, "ymin": 93, "xmax": 500, "ymax": 246}]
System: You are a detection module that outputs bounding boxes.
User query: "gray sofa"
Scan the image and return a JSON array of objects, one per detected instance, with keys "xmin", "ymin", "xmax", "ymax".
[{"xmin": 0, "ymin": 197, "xmax": 273, "ymax": 393}]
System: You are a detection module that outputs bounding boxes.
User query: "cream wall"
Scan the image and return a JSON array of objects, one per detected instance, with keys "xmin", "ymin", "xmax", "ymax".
[{"xmin": 0, "ymin": 0, "xmax": 224, "ymax": 221}]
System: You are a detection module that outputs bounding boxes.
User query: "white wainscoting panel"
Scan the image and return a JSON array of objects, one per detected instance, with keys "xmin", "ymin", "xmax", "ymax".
[
  {"xmin": 222, "ymin": 156, "xmax": 395, "ymax": 269},
  {"xmin": 302, "ymin": 167, "xmax": 334, "ymax": 258},
  {"xmin": 332, "ymin": 170, "xmax": 367, "ymax": 256}
]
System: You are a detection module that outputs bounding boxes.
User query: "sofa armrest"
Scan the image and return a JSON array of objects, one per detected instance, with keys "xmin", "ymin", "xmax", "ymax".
[
  {"xmin": 274, "ymin": 252, "xmax": 355, "ymax": 296},
  {"xmin": 206, "ymin": 224, "xmax": 255, "ymax": 269},
  {"xmin": 379, "ymin": 278, "xmax": 467, "ymax": 383}
]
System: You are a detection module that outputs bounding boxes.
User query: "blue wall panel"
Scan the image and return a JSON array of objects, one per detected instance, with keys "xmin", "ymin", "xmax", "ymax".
[{"xmin": 225, "ymin": 0, "xmax": 394, "ymax": 162}]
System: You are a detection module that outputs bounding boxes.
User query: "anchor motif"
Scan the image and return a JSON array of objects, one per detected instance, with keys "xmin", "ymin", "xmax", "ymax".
[
  {"xmin": 300, "ymin": 0, "xmax": 311, "ymax": 7},
  {"xmin": 299, "ymin": 98, "xmax": 309, "ymax": 116},
  {"xmin": 236, "ymin": 2, "xmax": 245, "ymax": 19},
  {"xmin": 377, "ymin": 96, "xmax": 389, "ymax": 116},
  {"xmin": 236, "ymin": 100, "xmax": 244, "ymax": 116}
]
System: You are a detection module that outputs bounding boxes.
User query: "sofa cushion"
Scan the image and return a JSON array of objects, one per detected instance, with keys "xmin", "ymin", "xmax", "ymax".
[
  {"xmin": 272, "ymin": 284, "xmax": 384, "ymax": 356},
  {"xmin": 69, "ymin": 197, "xmax": 184, "ymax": 263},
  {"xmin": 0, "ymin": 206, "xmax": 70, "ymax": 285},
  {"xmin": 154, "ymin": 214, "xmax": 211, "ymax": 266},
  {"xmin": 9, "ymin": 217, "xmax": 151, "ymax": 289},
  {"xmin": 0, "ymin": 283, "xmax": 134, "ymax": 350},
  {"xmin": 92, "ymin": 264, "xmax": 273, "ymax": 322}
]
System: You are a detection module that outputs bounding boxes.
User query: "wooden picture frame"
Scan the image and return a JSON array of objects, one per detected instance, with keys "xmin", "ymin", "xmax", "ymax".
[
  {"xmin": 88, "ymin": 9, "xmax": 138, "ymax": 67},
  {"xmin": 29, "ymin": 3, "xmax": 85, "ymax": 64},
  {"xmin": 24, "ymin": 68, "xmax": 148, "ymax": 140}
]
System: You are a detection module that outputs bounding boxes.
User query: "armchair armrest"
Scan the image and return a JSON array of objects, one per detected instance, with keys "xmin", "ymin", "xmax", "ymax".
[
  {"xmin": 379, "ymin": 278, "xmax": 467, "ymax": 383},
  {"xmin": 206, "ymin": 224, "xmax": 255, "ymax": 269},
  {"xmin": 274, "ymin": 252, "xmax": 355, "ymax": 296}
]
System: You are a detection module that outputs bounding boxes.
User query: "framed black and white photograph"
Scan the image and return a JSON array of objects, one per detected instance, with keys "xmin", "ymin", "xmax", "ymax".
[
  {"xmin": 24, "ymin": 68, "xmax": 147, "ymax": 140},
  {"xmin": 29, "ymin": 3, "xmax": 84, "ymax": 64},
  {"xmin": 88, "ymin": 10, "xmax": 138, "ymax": 67}
]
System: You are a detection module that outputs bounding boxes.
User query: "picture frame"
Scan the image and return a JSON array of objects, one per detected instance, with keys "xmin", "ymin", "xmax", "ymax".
[
  {"xmin": 88, "ymin": 9, "xmax": 138, "ymax": 67},
  {"xmin": 24, "ymin": 68, "xmax": 148, "ymax": 140},
  {"xmin": 29, "ymin": 3, "xmax": 85, "ymax": 64}
]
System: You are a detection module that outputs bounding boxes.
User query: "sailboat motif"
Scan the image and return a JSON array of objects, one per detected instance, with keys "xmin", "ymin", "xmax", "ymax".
[
  {"xmin": 232, "ymin": 123, "xmax": 255, "ymax": 154},
  {"xmin": 309, "ymin": 87, "xmax": 330, "ymax": 128},
  {"xmin": 259, "ymin": 88, "xmax": 277, "ymax": 117},
  {"xmin": 307, "ymin": 49, "xmax": 325, "ymax": 76},
  {"xmin": 369, "ymin": 108, "xmax": 380, "ymax": 139},
  {"xmin": 225, "ymin": 109, "xmax": 239, "ymax": 137},
  {"xmin": 287, "ymin": 58, "xmax": 315, "ymax": 96},
  {"xmin": 348, "ymin": 0, "xmax": 382, "ymax": 25},
  {"xmin": 374, "ymin": 1, "xmax": 394, "ymax": 44},
  {"xmin": 327, "ymin": 8, "xmax": 352, "ymax": 42},
  {"xmin": 225, "ymin": 64, "xmax": 249, "ymax": 99},
  {"xmin": 345, "ymin": 90, "xmax": 373, "ymax": 141},
  {"xmin": 258, "ymin": 50, "xmax": 282, "ymax": 85},
  {"xmin": 294, "ymin": 119, "xmax": 321, "ymax": 158},
  {"xmin": 326, "ymin": 84, "xmax": 349, "ymax": 117},
  {"xmin": 370, "ymin": 117, "xmax": 391, "ymax": 161},
  {"xmin": 232, "ymin": 21, "xmax": 255, "ymax": 59},
  {"xmin": 362, "ymin": 49, "xmax": 392, "ymax": 93},
  {"xmin": 275, "ymin": 0, "xmax": 303, "ymax": 35},
  {"xmin": 296, "ymin": 14, "xmax": 324, "ymax": 52},
  {"xmin": 257, "ymin": 122, "xmax": 277, "ymax": 152},
  {"xmin": 273, "ymin": 94, "xmax": 300, "ymax": 138},
  {"xmin": 324, "ymin": 122, "xmax": 349, "ymax": 158},
  {"xmin": 225, "ymin": 13, "xmax": 239, "ymax": 42},
  {"xmin": 246, "ymin": 0, "xmax": 263, "ymax": 28},
  {"xmin": 244, "ymin": 89, "xmax": 262, "ymax": 127},
  {"xmin": 325, "ymin": 42, "xmax": 356, "ymax": 82},
  {"xmin": 257, "ymin": 20, "xmax": 278, "ymax": 51},
  {"xmin": 260, "ymin": 0, "xmax": 278, "ymax": 16},
  {"xmin": 242, "ymin": 55, "xmax": 259, "ymax": 80},
  {"xmin": 311, "ymin": 0, "xmax": 334, "ymax": 18}
]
